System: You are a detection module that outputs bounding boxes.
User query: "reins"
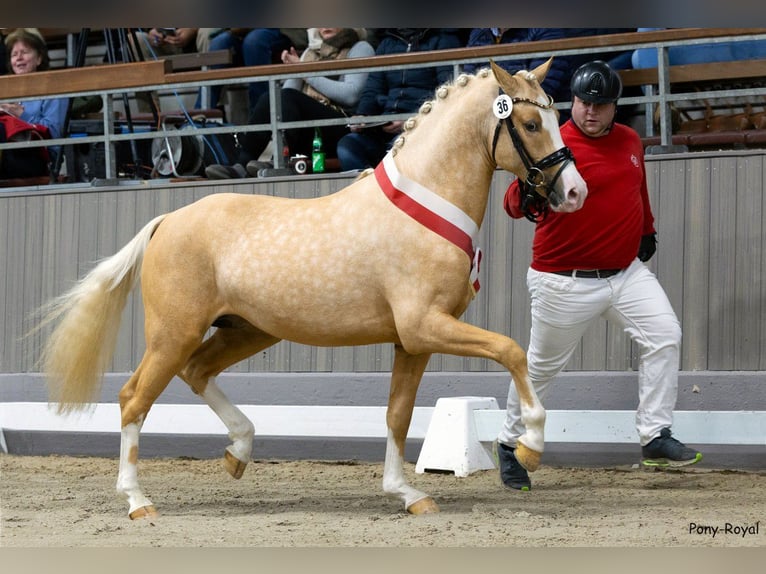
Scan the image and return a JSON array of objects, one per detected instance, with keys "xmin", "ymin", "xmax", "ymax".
[{"xmin": 491, "ymin": 89, "xmax": 575, "ymax": 222}]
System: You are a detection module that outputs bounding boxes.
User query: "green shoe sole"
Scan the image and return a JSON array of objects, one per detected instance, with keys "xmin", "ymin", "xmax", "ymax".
[{"xmin": 642, "ymin": 452, "xmax": 702, "ymax": 468}]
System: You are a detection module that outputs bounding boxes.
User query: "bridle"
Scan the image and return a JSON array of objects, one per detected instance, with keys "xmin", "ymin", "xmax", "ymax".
[{"xmin": 490, "ymin": 88, "xmax": 575, "ymax": 222}]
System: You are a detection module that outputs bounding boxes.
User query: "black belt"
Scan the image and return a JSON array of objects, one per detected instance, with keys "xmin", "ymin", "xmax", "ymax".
[{"xmin": 552, "ymin": 268, "xmax": 623, "ymax": 279}]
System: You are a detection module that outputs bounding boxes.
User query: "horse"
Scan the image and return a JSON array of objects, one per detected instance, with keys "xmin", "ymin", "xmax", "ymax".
[{"xmin": 40, "ymin": 59, "xmax": 587, "ymax": 519}]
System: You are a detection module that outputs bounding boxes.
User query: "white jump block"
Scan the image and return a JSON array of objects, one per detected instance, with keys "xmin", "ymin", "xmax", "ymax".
[{"xmin": 415, "ymin": 396, "xmax": 499, "ymax": 477}]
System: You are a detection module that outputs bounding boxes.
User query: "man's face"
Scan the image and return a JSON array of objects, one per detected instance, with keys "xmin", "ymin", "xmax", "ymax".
[{"xmin": 571, "ymin": 96, "xmax": 617, "ymax": 137}]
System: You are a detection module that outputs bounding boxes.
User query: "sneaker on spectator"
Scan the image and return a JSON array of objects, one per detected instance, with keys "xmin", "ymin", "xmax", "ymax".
[
  {"xmin": 641, "ymin": 428, "xmax": 702, "ymax": 468},
  {"xmin": 246, "ymin": 160, "xmax": 274, "ymax": 176},
  {"xmin": 493, "ymin": 440, "xmax": 531, "ymax": 491},
  {"xmin": 205, "ymin": 163, "xmax": 248, "ymax": 179}
]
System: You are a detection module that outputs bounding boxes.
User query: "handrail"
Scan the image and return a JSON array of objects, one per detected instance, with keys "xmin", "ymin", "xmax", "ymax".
[
  {"xmin": 165, "ymin": 28, "xmax": 766, "ymax": 85},
  {"xmin": 0, "ymin": 60, "xmax": 171, "ymax": 99},
  {"xmin": 2, "ymin": 28, "xmax": 766, "ymax": 184}
]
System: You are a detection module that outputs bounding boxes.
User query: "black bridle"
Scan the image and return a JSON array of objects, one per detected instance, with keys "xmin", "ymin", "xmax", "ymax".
[{"xmin": 491, "ymin": 90, "xmax": 575, "ymax": 222}]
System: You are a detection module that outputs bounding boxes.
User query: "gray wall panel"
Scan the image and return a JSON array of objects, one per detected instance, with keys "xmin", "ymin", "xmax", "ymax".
[{"xmin": 1, "ymin": 150, "xmax": 765, "ymax": 378}]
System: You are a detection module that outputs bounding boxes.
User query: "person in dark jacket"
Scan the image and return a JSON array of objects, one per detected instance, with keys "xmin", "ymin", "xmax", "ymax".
[
  {"xmin": 463, "ymin": 28, "xmax": 570, "ymax": 102},
  {"xmin": 463, "ymin": 28, "xmax": 634, "ymax": 123},
  {"xmin": 336, "ymin": 28, "xmax": 462, "ymax": 171}
]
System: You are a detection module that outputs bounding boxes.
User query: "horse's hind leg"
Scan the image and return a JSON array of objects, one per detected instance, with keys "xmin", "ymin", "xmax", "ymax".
[
  {"xmin": 382, "ymin": 346, "xmax": 439, "ymax": 514},
  {"xmin": 179, "ymin": 318, "xmax": 281, "ymax": 479},
  {"xmin": 117, "ymin": 344, "xmax": 199, "ymax": 519},
  {"xmin": 116, "ymin": 364, "xmax": 158, "ymax": 519}
]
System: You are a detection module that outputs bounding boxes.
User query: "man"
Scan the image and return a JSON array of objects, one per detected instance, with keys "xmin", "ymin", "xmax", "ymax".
[{"xmin": 496, "ymin": 60, "xmax": 702, "ymax": 491}]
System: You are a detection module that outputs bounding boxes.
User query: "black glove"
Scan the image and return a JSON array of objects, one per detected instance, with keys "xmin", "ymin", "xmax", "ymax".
[{"xmin": 637, "ymin": 233, "xmax": 657, "ymax": 262}]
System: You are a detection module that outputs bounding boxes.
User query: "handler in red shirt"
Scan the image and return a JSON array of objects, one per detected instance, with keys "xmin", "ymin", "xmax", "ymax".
[{"xmin": 495, "ymin": 61, "xmax": 702, "ymax": 491}]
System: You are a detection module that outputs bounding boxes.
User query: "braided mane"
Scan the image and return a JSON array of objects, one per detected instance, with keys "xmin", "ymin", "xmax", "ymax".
[{"xmin": 391, "ymin": 68, "xmax": 493, "ymax": 155}]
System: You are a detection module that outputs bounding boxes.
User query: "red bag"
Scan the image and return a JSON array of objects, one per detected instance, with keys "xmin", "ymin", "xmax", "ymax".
[{"xmin": 0, "ymin": 112, "xmax": 52, "ymax": 162}]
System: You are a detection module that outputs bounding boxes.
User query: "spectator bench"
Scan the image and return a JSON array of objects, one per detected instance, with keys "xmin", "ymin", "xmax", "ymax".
[{"xmin": 619, "ymin": 58, "xmax": 766, "ymax": 150}]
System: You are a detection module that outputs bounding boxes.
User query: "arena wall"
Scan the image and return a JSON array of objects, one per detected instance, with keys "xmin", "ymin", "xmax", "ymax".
[{"xmin": 1, "ymin": 150, "xmax": 764, "ymax": 467}]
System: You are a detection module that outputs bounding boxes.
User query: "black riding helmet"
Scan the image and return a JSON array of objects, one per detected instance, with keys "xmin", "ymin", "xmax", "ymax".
[{"xmin": 570, "ymin": 60, "xmax": 622, "ymax": 104}]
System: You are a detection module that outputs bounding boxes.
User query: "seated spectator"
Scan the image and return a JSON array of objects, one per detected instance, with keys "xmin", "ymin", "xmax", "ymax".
[
  {"xmin": 463, "ymin": 28, "xmax": 635, "ymax": 123},
  {"xmin": 130, "ymin": 28, "xmax": 198, "ymax": 113},
  {"xmin": 205, "ymin": 28, "xmax": 374, "ymax": 179},
  {"xmin": 201, "ymin": 28, "xmax": 309, "ymax": 116},
  {"xmin": 0, "ymin": 29, "xmax": 68, "ymax": 178},
  {"xmin": 463, "ymin": 28, "xmax": 571, "ymax": 102},
  {"xmin": 336, "ymin": 28, "xmax": 462, "ymax": 171},
  {"xmin": 132, "ymin": 27, "xmax": 199, "ymax": 59}
]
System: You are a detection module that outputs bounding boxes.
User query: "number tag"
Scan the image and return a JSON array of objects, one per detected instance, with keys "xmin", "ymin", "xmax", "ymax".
[{"xmin": 493, "ymin": 94, "xmax": 513, "ymax": 119}]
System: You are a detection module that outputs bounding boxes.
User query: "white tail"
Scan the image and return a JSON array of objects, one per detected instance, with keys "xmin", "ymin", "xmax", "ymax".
[{"xmin": 40, "ymin": 214, "xmax": 168, "ymax": 413}]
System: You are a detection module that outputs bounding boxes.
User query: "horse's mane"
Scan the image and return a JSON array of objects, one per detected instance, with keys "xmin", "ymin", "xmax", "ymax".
[
  {"xmin": 351, "ymin": 64, "xmax": 542, "ymax": 178},
  {"xmin": 391, "ymin": 67, "xmax": 493, "ymax": 155}
]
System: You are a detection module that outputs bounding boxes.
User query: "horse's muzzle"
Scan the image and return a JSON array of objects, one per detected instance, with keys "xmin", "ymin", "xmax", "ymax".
[{"xmin": 550, "ymin": 162, "xmax": 588, "ymax": 213}]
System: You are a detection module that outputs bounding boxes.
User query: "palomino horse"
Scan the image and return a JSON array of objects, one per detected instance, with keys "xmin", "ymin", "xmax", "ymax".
[{"xmin": 41, "ymin": 59, "xmax": 587, "ymax": 519}]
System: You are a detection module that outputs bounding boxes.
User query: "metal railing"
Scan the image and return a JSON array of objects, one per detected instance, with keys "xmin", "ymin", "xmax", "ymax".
[{"xmin": 2, "ymin": 28, "xmax": 766, "ymax": 187}]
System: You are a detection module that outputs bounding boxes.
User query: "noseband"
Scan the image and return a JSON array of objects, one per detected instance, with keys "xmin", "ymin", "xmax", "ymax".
[{"xmin": 491, "ymin": 89, "xmax": 575, "ymax": 222}]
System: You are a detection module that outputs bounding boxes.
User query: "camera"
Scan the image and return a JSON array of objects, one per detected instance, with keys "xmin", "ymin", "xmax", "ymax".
[{"xmin": 288, "ymin": 154, "xmax": 310, "ymax": 175}]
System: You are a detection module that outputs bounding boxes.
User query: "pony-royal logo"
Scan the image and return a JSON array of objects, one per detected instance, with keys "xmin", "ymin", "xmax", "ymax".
[{"xmin": 630, "ymin": 154, "xmax": 640, "ymax": 168}]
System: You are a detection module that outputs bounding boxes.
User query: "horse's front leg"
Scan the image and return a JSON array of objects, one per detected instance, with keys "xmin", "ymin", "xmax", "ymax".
[
  {"xmin": 116, "ymin": 335, "xmax": 199, "ymax": 519},
  {"xmin": 406, "ymin": 312, "xmax": 545, "ymax": 472},
  {"xmin": 383, "ymin": 346, "xmax": 439, "ymax": 514}
]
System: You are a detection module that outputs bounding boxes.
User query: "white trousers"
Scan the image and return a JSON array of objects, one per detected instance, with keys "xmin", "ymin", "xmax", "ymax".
[{"xmin": 498, "ymin": 258, "xmax": 682, "ymax": 447}]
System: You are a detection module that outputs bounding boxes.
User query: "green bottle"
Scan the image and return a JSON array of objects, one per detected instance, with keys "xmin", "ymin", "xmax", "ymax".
[{"xmin": 312, "ymin": 128, "xmax": 325, "ymax": 174}]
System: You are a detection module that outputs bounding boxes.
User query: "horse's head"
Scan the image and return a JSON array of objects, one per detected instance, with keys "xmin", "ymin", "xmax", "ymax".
[{"xmin": 490, "ymin": 59, "xmax": 587, "ymax": 220}]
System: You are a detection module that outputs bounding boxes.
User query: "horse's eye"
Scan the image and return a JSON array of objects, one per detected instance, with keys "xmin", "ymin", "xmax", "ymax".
[{"xmin": 524, "ymin": 121, "xmax": 538, "ymax": 132}]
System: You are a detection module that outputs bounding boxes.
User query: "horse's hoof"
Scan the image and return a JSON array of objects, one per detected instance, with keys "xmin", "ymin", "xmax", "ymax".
[
  {"xmin": 224, "ymin": 450, "xmax": 248, "ymax": 479},
  {"xmin": 515, "ymin": 442, "xmax": 542, "ymax": 472},
  {"xmin": 129, "ymin": 505, "xmax": 158, "ymax": 520},
  {"xmin": 407, "ymin": 497, "xmax": 440, "ymax": 515}
]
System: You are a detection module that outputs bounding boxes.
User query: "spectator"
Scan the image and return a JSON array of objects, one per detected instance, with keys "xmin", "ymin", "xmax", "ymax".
[
  {"xmin": 202, "ymin": 28, "xmax": 309, "ymax": 116},
  {"xmin": 463, "ymin": 28, "xmax": 571, "ymax": 102},
  {"xmin": 463, "ymin": 28, "xmax": 635, "ymax": 123},
  {"xmin": 133, "ymin": 27, "xmax": 198, "ymax": 59},
  {"xmin": 0, "ymin": 29, "xmax": 68, "ymax": 178},
  {"xmin": 494, "ymin": 61, "xmax": 701, "ymax": 492},
  {"xmin": 130, "ymin": 28, "xmax": 198, "ymax": 113},
  {"xmin": 336, "ymin": 28, "xmax": 462, "ymax": 171},
  {"xmin": 205, "ymin": 28, "xmax": 374, "ymax": 179}
]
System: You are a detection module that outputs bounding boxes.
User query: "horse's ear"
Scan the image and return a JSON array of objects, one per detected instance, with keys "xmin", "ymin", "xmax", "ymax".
[
  {"xmin": 490, "ymin": 59, "xmax": 519, "ymax": 94},
  {"xmin": 530, "ymin": 57, "xmax": 553, "ymax": 83}
]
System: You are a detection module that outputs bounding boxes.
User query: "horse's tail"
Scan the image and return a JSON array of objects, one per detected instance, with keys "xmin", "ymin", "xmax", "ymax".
[{"xmin": 40, "ymin": 214, "xmax": 169, "ymax": 414}]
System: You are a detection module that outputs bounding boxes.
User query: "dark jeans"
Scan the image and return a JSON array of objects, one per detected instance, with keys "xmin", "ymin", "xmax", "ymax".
[
  {"xmin": 203, "ymin": 28, "xmax": 293, "ymax": 113},
  {"xmin": 336, "ymin": 128, "xmax": 397, "ymax": 171},
  {"xmin": 237, "ymin": 88, "xmax": 350, "ymax": 164}
]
